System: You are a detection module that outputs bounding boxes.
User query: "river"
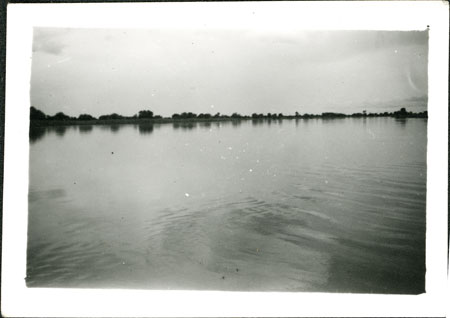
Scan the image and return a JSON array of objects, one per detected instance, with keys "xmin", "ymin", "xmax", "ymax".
[{"xmin": 27, "ymin": 117, "xmax": 427, "ymax": 293}]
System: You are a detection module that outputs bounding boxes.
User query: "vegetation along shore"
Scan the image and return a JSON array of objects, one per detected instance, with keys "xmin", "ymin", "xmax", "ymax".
[{"xmin": 30, "ymin": 106, "xmax": 428, "ymax": 127}]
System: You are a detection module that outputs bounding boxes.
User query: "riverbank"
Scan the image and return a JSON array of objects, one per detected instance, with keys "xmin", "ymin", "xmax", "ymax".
[
  {"xmin": 30, "ymin": 113, "xmax": 427, "ymax": 127},
  {"xmin": 30, "ymin": 117, "xmax": 255, "ymax": 127}
]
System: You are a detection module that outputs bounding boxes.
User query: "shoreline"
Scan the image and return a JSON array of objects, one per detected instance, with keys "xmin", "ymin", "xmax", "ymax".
[{"xmin": 30, "ymin": 114, "xmax": 427, "ymax": 127}]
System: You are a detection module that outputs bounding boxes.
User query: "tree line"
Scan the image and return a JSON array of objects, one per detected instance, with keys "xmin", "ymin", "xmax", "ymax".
[
  {"xmin": 30, "ymin": 107, "xmax": 162, "ymax": 121},
  {"xmin": 30, "ymin": 106, "xmax": 428, "ymax": 122}
]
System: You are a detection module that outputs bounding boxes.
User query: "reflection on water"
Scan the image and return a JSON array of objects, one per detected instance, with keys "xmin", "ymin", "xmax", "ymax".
[
  {"xmin": 137, "ymin": 123, "xmax": 154, "ymax": 135},
  {"xmin": 251, "ymin": 119, "xmax": 264, "ymax": 125},
  {"xmin": 109, "ymin": 124, "xmax": 121, "ymax": 133},
  {"xmin": 198, "ymin": 121, "xmax": 212, "ymax": 129},
  {"xmin": 30, "ymin": 125, "xmax": 76, "ymax": 142},
  {"xmin": 53, "ymin": 125, "xmax": 68, "ymax": 137},
  {"xmin": 231, "ymin": 120, "xmax": 242, "ymax": 127},
  {"xmin": 79, "ymin": 125, "xmax": 93, "ymax": 133},
  {"xmin": 29, "ymin": 127, "xmax": 46, "ymax": 143},
  {"xmin": 395, "ymin": 118, "xmax": 408, "ymax": 127},
  {"xmin": 173, "ymin": 121, "xmax": 197, "ymax": 130},
  {"xmin": 27, "ymin": 118, "xmax": 427, "ymax": 293}
]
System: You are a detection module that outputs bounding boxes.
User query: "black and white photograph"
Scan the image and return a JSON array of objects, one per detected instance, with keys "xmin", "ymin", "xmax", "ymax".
[
  {"xmin": 27, "ymin": 27, "xmax": 429, "ymax": 293},
  {"xmin": 2, "ymin": 2, "xmax": 449, "ymax": 317}
]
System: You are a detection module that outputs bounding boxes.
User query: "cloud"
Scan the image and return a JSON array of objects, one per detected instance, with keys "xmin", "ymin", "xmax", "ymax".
[
  {"xmin": 32, "ymin": 28, "xmax": 68, "ymax": 55},
  {"xmin": 251, "ymin": 30, "xmax": 428, "ymax": 64}
]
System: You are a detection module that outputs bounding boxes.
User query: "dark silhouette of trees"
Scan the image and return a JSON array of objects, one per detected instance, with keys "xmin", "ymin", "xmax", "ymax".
[
  {"xmin": 179, "ymin": 112, "xmax": 197, "ymax": 119},
  {"xmin": 266, "ymin": 113, "xmax": 280, "ymax": 119},
  {"xmin": 78, "ymin": 114, "xmax": 96, "ymax": 120},
  {"xmin": 138, "ymin": 110, "xmax": 154, "ymax": 119},
  {"xmin": 322, "ymin": 112, "xmax": 346, "ymax": 118},
  {"xmin": 99, "ymin": 113, "xmax": 124, "ymax": 120},
  {"xmin": 30, "ymin": 106, "xmax": 47, "ymax": 120},
  {"xmin": 29, "ymin": 105, "xmax": 428, "ymax": 130},
  {"xmin": 197, "ymin": 113, "xmax": 212, "ymax": 119},
  {"xmin": 393, "ymin": 107, "xmax": 409, "ymax": 118},
  {"xmin": 50, "ymin": 112, "xmax": 71, "ymax": 120}
]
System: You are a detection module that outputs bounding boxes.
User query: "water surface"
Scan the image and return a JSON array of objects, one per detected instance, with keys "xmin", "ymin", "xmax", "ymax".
[{"xmin": 28, "ymin": 118, "xmax": 427, "ymax": 293}]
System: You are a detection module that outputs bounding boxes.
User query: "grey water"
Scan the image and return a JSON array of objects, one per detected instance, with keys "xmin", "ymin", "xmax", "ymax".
[{"xmin": 27, "ymin": 118, "xmax": 427, "ymax": 293}]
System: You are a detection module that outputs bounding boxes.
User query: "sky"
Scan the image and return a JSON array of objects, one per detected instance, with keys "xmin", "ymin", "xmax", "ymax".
[{"xmin": 30, "ymin": 28, "xmax": 428, "ymax": 117}]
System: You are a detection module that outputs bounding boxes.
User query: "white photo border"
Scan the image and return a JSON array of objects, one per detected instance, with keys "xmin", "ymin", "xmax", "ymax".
[{"xmin": 2, "ymin": 2, "xmax": 449, "ymax": 317}]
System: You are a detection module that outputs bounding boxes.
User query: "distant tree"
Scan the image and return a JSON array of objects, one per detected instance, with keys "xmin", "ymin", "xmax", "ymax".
[
  {"xmin": 78, "ymin": 114, "xmax": 96, "ymax": 120},
  {"xmin": 363, "ymin": 110, "xmax": 367, "ymax": 116},
  {"xmin": 393, "ymin": 107, "xmax": 408, "ymax": 118},
  {"xmin": 213, "ymin": 112, "xmax": 221, "ymax": 118},
  {"xmin": 99, "ymin": 113, "xmax": 124, "ymax": 120},
  {"xmin": 251, "ymin": 113, "xmax": 258, "ymax": 119},
  {"xmin": 179, "ymin": 112, "xmax": 197, "ymax": 119},
  {"xmin": 231, "ymin": 112, "xmax": 241, "ymax": 118},
  {"xmin": 322, "ymin": 112, "xmax": 346, "ymax": 118},
  {"xmin": 278, "ymin": 113, "xmax": 283, "ymax": 118},
  {"xmin": 30, "ymin": 106, "xmax": 47, "ymax": 120},
  {"xmin": 295, "ymin": 111, "xmax": 300, "ymax": 117},
  {"xmin": 138, "ymin": 110, "xmax": 154, "ymax": 119},
  {"xmin": 51, "ymin": 112, "xmax": 71, "ymax": 121},
  {"xmin": 172, "ymin": 113, "xmax": 180, "ymax": 119}
]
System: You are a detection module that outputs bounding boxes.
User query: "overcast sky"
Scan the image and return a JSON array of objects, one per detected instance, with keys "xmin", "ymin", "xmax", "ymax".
[{"xmin": 30, "ymin": 28, "xmax": 428, "ymax": 117}]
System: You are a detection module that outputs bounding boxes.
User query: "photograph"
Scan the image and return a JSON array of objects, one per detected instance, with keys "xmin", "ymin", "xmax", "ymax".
[
  {"xmin": 2, "ymin": 2, "xmax": 448, "ymax": 317},
  {"xmin": 27, "ymin": 27, "xmax": 428, "ymax": 293}
]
